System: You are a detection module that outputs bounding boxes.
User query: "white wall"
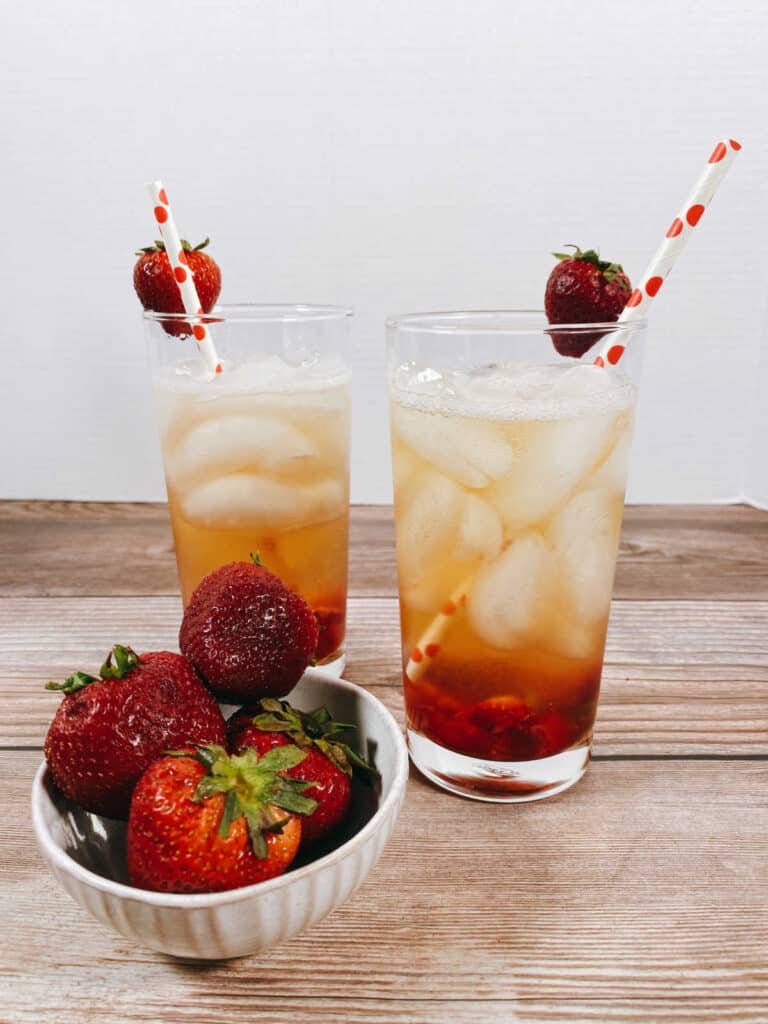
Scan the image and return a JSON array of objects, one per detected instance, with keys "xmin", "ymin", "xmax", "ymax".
[{"xmin": 2, "ymin": 0, "xmax": 766, "ymax": 505}]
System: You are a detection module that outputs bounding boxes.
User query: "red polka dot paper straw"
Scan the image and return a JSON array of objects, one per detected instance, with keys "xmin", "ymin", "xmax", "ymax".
[
  {"xmin": 146, "ymin": 180, "xmax": 222, "ymax": 376},
  {"xmin": 593, "ymin": 139, "xmax": 742, "ymax": 369},
  {"xmin": 405, "ymin": 582, "xmax": 469, "ymax": 682}
]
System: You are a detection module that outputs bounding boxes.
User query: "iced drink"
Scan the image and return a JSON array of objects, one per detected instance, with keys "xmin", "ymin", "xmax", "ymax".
[
  {"xmin": 390, "ymin": 355, "xmax": 637, "ymax": 799},
  {"xmin": 153, "ymin": 352, "xmax": 351, "ymax": 666}
]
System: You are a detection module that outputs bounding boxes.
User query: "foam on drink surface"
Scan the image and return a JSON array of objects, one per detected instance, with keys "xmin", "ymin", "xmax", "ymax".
[
  {"xmin": 390, "ymin": 360, "xmax": 635, "ymax": 421},
  {"xmin": 155, "ymin": 352, "xmax": 351, "ymax": 401}
]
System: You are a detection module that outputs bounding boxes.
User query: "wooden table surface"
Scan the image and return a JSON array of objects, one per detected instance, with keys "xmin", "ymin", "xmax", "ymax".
[{"xmin": 2, "ymin": 502, "xmax": 767, "ymax": 1023}]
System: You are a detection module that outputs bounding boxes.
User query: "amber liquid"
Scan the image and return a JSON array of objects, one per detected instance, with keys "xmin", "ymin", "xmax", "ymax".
[
  {"xmin": 391, "ymin": 364, "xmax": 634, "ymax": 761},
  {"xmin": 156, "ymin": 368, "xmax": 350, "ymax": 665}
]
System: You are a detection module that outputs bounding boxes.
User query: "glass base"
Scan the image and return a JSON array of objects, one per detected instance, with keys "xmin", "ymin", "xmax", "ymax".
[
  {"xmin": 315, "ymin": 649, "xmax": 346, "ymax": 678},
  {"xmin": 407, "ymin": 728, "xmax": 591, "ymax": 803}
]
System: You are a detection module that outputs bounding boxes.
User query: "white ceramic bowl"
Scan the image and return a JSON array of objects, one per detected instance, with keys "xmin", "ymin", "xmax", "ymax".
[{"xmin": 32, "ymin": 669, "xmax": 408, "ymax": 960}]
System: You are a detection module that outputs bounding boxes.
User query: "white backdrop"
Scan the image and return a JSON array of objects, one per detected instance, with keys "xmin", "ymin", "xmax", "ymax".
[{"xmin": 1, "ymin": 0, "xmax": 766, "ymax": 505}]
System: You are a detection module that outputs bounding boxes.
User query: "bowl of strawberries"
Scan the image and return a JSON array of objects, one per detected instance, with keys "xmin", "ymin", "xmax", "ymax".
[{"xmin": 31, "ymin": 558, "xmax": 408, "ymax": 960}]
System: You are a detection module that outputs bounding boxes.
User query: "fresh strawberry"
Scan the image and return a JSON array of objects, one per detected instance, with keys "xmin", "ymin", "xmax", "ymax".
[
  {"xmin": 127, "ymin": 744, "xmax": 316, "ymax": 893},
  {"xmin": 44, "ymin": 645, "xmax": 226, "ymax": 819},
  {"xmin": 228, "ymin": 698, "xmax": 375, "ymax": 845},
  {"xmin": 179, "ymin": 556, "xmax": 319, "ymax": 702},
  {"xmin": 133, "ymin": 238, "xmax": 221, "ymax": 337},
  {"xmin": 544, "ymin": 245, "xmax": 632, "ymax": 357}
]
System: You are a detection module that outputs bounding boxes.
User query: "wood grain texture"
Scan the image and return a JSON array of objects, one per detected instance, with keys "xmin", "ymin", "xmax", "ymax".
[
  {"xmin": 2, "ymin": 501, "xmax": 767, "ymax": 600},
  {"xmin": 2, "ymin": 502, "xmax": 767, "ymax": 1023},
  {"xmin": 3, "ymin": 596, "xmax": 766, "ymax": 754},
  {"xmin": 4, "ymin": 753, "xmax": 767, "ymax": 1023}
]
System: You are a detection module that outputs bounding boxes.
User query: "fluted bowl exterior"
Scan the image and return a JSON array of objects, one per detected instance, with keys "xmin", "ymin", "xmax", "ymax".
[{"xmin": 32, "ymin": 670, "xmax": 408, "ymax": 959}]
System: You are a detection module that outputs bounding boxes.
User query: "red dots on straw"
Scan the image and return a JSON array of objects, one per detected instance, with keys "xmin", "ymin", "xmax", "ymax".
[
  {"xmin": 410, "ymin": 647, "xmax": 424, "ymax": 664},
  {"xmin": 709, "ymin": 142, "xmax": 727, "ymax": 163},
  {"xmin": 666, "ymin": 218, "xmax": 684, "ymax": 238},
  {"xmin": 594, "ymin": 356, "xmax": 605, "ymax": 368},
  {"xmin": 425, "ymin": 644, "xmax": 440, "ymax": 658},
  {"xmin": 607, "ymin": 345, "xmax": 625, "ymax": 365},
  {"xmin": 645, "ymin": 276, "xmax": 664, "ymax": 297},
  {"xmin": 626, "ymin": 289, "xmax": 643, "ymax": 308},
  {"xmin": 441, "ymin": 600, "xmax": 457, "ymax": 616},
  {"xmin": 686, "ymin": 204, "xmax": 705, "ymax": 226},
  {"xmin": 730, "ymin": 139, "xmax": 742, "ymax": 150},
  {"xmin": 146, "ymin": 179, "xmax": 221, "ymax": 376}
]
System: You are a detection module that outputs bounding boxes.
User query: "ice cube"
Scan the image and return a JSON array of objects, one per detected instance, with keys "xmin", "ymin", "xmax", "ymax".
[
  {"xmin": 391, "ymin": 404, "xmax": 516, "ymax": 489},
  {"xmin": 548, "ymin": 487, "xmax": 622, "ymax": 624},
  {"xmin": 467, "ymin": 532, "xmax": 553, "ymax": 649},
  {"xmin": 165, "ymin": 415, "xmax": 320, "ymax": 485},
  {"xmin": 391, "ymin": 442, "xmax": 423, "ymax": 495},
  {"xmin": 395, "ymin": 470, "xmax": 464, "ymax": 580},
  {"xmin": 546, "ymin": 606, "xmax": 601, "ymax": 661},
  {"xmin": 181, "ymin": 474, "xmax": 346, "ymax": 529},
  {"xmin": 492, "ymin": 411, "xmax": 618, "ymax": 532},
  {"xmin": 455, "ymin": 493, "xmax": 503, "ymax": 562},
  {"xmin": 395, "ymin": 470, "xmax": 467, "ymax": 612},
  {"xmin": 592, "ymin": 426, "xmax": 633, "ymax": 494}
]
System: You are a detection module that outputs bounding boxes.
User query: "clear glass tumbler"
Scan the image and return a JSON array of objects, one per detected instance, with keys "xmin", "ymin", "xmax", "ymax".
[
  {"xmin": 145, "ymin": 304, "xmax": 353, "ymax": 673},
  {"xmin": 386, "ymin": 311, "xmax": 646, "ymax": 801}
]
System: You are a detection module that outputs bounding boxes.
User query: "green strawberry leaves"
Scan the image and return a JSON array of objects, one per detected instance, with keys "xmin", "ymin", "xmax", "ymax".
[
  {"xmin": 552, "ymin": 244, "xmax": 625, "ymax": 282},
  {"xmin": 99, "ymin": 645, "xmax": 140, "ymax": 680},
  {"xmin": 135, "ymin": 238, "xmax": 210, "ymax": 256},
  {"xmin": 169, "ymin": 744, "xmax": 318, "ymax": 860},
  {"xmin": 248, "ymin": 698, "xmax": 377, "ymax": 782},
  {"xmin": 46, "ymin": 644, "xmax": 139, "ymax": 694},
  {"xmin": 45, "ymin": 671, "xmax": 98, "ymax": 695}
]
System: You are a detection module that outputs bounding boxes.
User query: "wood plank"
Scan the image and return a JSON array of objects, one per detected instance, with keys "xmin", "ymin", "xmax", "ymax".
[
  {"xmin": 5, "ymin": 752, "xmax": 767, "ymax": 1022},
  {"xmin": 1, "ymin": 501, "xmax": 767, "ymax": 601},
  {"xmin": 2, "ymin": 597, "xmax": 766, "ymax": 753}
]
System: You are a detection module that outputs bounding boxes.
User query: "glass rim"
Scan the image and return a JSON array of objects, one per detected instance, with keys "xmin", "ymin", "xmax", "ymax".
[
  {"xmin": 386, "ymin": 309, "xmax": 648, "ymax": 336},
  {"xmin": 143, "ymin": 302, "xmax": 354, "ymax": 324}
]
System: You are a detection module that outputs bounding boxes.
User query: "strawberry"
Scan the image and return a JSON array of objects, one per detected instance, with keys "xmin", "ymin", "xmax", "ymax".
[
  {"xmin": 127, "ymin": 744, "xmax": 317, "ymax": 893},
  {"xmin": 228, "ymin": 698, "xmax": 376, "ymax": 845},
  {"xmin": 179, "ymin": 556, "xmax": 319, "ymax": 702},
  {"xmin": 133, "ymin": 238, "xmax": 221, "ymax": 337},
  {"xmin": 44, "ymin": 645, "xmax": 226, "ymax": 819},
  {"xmin": 544, "ymin": 246, "xmax": 632, "ymax": 357}
]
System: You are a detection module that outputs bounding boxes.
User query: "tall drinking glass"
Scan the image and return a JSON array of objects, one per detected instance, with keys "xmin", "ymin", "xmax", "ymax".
[
  {"xmin": 387, "ymin": 312, "xmax": 646, "ymax": 800},
  {"xmin": 146, "ymin": 304, "xmax": 352, "ymax": 673}
]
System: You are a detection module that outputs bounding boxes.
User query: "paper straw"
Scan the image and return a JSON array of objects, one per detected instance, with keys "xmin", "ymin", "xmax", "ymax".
[
  {"xmin": 593, "ymin": 138, "xmax": 742, "ymax": 368},
  {"xmin": 404, "ymin": 583, "xmax": 469, "ymax": 682},
  {"xmin": 146, "ymin": 181, "xmax": 222, "ymax": 376},
  {"xmin": 406, "ymin": 139, "xmax": 743, "ymax": 683}
]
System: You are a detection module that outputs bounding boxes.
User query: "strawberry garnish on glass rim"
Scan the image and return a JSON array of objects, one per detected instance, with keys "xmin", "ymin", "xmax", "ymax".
[{"xmin": 544, "ymin": 244, "xmax": 632, "ymax": 358}]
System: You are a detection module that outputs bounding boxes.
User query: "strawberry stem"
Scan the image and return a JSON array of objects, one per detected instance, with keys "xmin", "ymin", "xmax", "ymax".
[
  {"xmin": 171, "ymin": 744, "xmax": 318, "ymax": 859},
  {"xmin": 247, "ymin": 699, "xmax": 377, "ymax": 781},
  {"xmin": 45, "ymin": 644, "xmax": 139, "ymax": 693}
]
